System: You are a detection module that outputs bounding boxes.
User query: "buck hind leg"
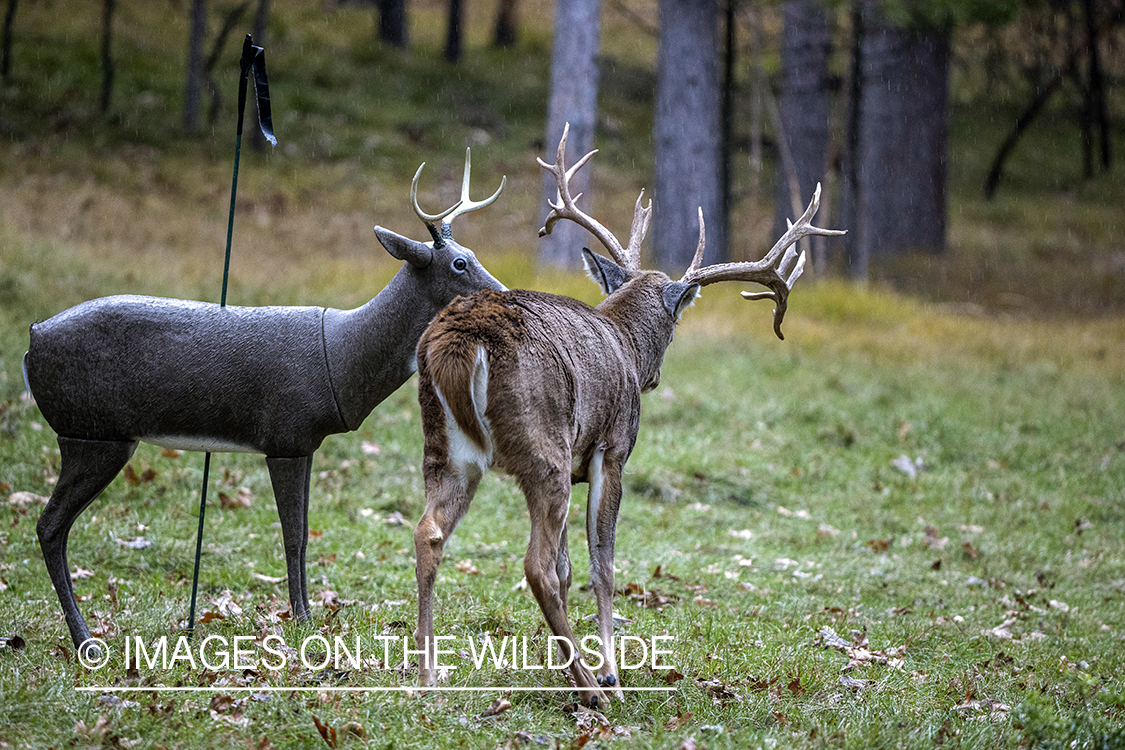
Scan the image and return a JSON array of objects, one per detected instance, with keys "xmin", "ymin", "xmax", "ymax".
[
  {"xmin": 37, "ymin": 436, "xmax": 137, "ymax": 657},
  {"xmin": 266, "ymin": 455, "xmax": 314, "ymax": 621},
  {"xmin": 586, "ymin": 444, "xmax": 625, "ymax": 699},
  {"xmin": 414, "ymin": 466, "xmax": 481, "ymax": 687},
  {"xmin": 521, "ymin": 467, "xmax": 608, "ymax": 708}
]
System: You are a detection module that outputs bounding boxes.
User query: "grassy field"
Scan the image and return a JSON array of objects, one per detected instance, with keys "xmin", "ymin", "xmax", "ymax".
[{"xmin": 2, "ymin": 1, "xmax": 1125, "ymax": 748}]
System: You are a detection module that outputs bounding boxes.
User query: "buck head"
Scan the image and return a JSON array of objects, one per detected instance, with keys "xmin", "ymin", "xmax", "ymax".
[
  {"xmin": 373, "ymin": 148, "xmax": 507, "ymax": 307},
  {"xmin": 539, "ymin": 123, "xmax": 845, "ymax": 367}
]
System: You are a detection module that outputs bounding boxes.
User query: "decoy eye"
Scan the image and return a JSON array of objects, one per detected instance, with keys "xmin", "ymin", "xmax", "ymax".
[{"xmin": 452, "ymin": 257, "xmax": 468, "ymax": 273}]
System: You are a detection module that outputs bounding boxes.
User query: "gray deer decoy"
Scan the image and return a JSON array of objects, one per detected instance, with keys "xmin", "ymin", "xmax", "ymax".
[
  {"xmin": 411, "ymin": 125, "xmax": 844, "ymax": 707},
  {"xmin": 24, "ymin": 150, "xmax": 506, "ymax": 658}
]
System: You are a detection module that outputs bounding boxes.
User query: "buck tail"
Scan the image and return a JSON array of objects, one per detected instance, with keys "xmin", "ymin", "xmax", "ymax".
[
  {"xmin": 423, "ymin": 333, "xmax": 492, "ymax": 458},
  {"xmin": 21, "ymin": 351, "xmax": 32, "ymax": 397}
]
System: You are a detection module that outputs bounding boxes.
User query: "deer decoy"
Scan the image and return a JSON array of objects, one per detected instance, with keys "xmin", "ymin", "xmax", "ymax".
[
  {"xmin": 411, "ymin": 125, "xmax": 845, "ymax": 707},
  {"xmin": 24, "ymin": 150, "xmax": 506, "ymax": 659}
]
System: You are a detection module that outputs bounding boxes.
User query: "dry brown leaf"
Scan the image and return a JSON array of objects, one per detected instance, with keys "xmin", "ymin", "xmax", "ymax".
[
  {"xmin": 480, "ymin": 697, "xmax": 511, "ymax": 718},
  {"xmin": 663, "ymin": 711, "xmax": 694, "ymax": 731},
  {"xmin": 312, "ymin": 715, "xmax": 337, "ymax": 748}
]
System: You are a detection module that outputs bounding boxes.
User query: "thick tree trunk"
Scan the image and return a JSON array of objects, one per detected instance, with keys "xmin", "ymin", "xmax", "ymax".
[
  {"xmin": 2, "ymin": 0, "xmax": 17, "ymax": 81},
  {"xmin": 538, "ymin": 0, "xmax": 601, "ymax": 270},
  {"xmin": 852, "ymin": 2, "xmax": 949, "ymax": 263},
  {"xmin": 841, "ymin": 0, "xmax": 864, "ymax": 277},
  {"xmin": 494, "ymin": 0, "xmax": 518, "ymax": 48},
  {"xmin": 775, "ymin": 0, "xmax": 831, "ymax": 266},
  {"xmin": 444, "ymin": 0, "xmax": 463, "ymax": 63},
  {"xmin": 100, "ymin": 0, "xmax": 115, "ymax": 114},
  {"xmin": 183, "ymin": 0, "xmax": 207, "ymax": 133},
  {"xmin": 1081, "ymin": 0, "xmax": 1110, "ymax": 171},
  {"xmin": 377, "ymin": 0, "xmax": 407, "ymax": 48},
  {"xmin": 654, "ymin": 0, "xmax": 724, "ymax": 271}
]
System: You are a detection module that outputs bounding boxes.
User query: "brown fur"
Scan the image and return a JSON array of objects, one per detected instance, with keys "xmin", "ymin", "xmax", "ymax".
[{"xmin": 417, "ymin": 290, "xmax": 525, "ymax": 453}]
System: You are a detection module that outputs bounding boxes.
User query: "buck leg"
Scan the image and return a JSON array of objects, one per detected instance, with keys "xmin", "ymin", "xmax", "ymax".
[
  {"xmin": 521, "ymin": 468, "xmax": 608, "ymax": 708},
  {"xmin": 414, "ymin": 466, "xmax": 481, "ymax": 687},
  {"xmin": 266, "ymin": 455, "xmax": 314, "ymax": 621},
  {"xmin": 586, "ymin": 445, "xmax": 625, "ymax": 699},
  {"xmin": 37, "ymin": 436, "xmax": 137, "ymax": 658}
]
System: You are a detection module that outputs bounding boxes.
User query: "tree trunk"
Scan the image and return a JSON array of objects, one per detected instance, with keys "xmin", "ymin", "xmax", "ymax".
[
  {"xmin": 537, "ymin": 0, "xmax": 601, "ymax": 270},
  {"xmin": 841, "ymin": 0, "xmax": 864, "ymax": 277},
  {"xmin": 494, "ymin": 0, "xmax": 518, "ymax": 48},
  {"xmin": 2, "ymin": 0, "xmax": 17, "ymax": 81},
  {"xmin": 377, "ymin": 0, "xmax": 407, "ymax": 48},
  {"xmin": 852, "ymin": 1, "xmax": 948, "ymax": 264},
  {"xmin": 654, "ymin": 0, "xmax": 724, "ymax": 271},
  {"xmin": 183, "ymin": 0, "xmax": 207, "ymax": 133},
  {"xmin": 775, "ymin": 0, "xmax": 831, "ymax": 268},
  {"xmin": 1081, "ymin": 0, "xmax": 1110, "ymax": 171},
  {"xmin": 100, "ymin": 0, "xmax": 115, "ymax": 114},
  {"xmin": 444, "ymin": 0, "xmax": 462, "ymax": 63}
]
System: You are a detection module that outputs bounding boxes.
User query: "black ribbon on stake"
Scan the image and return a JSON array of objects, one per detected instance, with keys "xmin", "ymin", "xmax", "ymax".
[{"xmin": 187, "ymin": 33, "xmax": 276, "ymax": 641}]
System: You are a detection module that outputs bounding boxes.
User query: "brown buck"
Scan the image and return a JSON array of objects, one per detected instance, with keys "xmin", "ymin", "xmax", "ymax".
[{"xmin": 411, "ymin": 125, "xmax": 844, "ymax": 706}]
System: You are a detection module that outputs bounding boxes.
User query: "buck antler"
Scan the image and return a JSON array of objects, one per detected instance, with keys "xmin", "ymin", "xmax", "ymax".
[
  {"xmin": 681, "ymin": 183, "xmax": 845, "ymax": 339},
  {"xmin": 537, "ymin": 122, "xmax": 650, "ymax": 272},
  {"xmin": 412, "ymin": 148, "xmax": 506, "ymax": 240}
]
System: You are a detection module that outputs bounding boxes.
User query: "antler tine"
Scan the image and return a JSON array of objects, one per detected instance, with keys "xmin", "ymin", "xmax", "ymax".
[
  {"xmin": 681, "ymin": 183, "xmax": 846, "ymax": 340},
  {"xmin": 622, "ymin": 191, "xmax": 652, "ymax": 270},
  {"xmin": 683, "ymin": 206, "xmax": 706, "ymax": 278},
  {"xmin": 411, "ymin": 163, "xmax": 463, "ymax": 225},
  {"xmin": 537, "ymin": 122, "xmax": 635, "ymax": 270},
  {"xmin": 441, "ymin": 148, "xmax": 507, "ymax": 231}
]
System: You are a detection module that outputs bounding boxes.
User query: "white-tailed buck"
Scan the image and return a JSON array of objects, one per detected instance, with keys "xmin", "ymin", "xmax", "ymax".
[
  {"xmin": 25, "ymin": 151, "xmax": 506, "ymax": 658},
  {"xmin": 412, "ymin": 125, "xmax": 844, "ymax": 707}
]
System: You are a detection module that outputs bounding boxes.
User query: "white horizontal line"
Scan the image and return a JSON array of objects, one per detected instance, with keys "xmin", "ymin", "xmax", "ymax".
[{"xmin": 78, "ymin": 686, "xmax": 677, "ymax": 693}]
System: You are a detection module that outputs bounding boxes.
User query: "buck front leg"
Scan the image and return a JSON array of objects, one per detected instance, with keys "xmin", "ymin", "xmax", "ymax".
[
  {"xmin": 266, "ymin": 455, "xmax": 314, "ymax": 621},
  {"xmin": 414, "ymin": 468, "xmax": 479, "ymax": 687},
  {"xmin": 38, "ymin": 437, "xmax": 137, "ymax": 658},
  {"xmin": 522, "ymin": 468, "xmax": 608, "ymax": 708},
  {"xmin": 586, "ymin": 445, "xmax": 625, "ymax": 700}
]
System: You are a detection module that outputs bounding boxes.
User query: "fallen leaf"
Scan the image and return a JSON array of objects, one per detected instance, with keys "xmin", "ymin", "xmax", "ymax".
[
  {"xmin": 663, "ymin": 668, "xmax": 685, "ymax": 685},
  {"xmin": 981, "ymin": 618, "xmax": 1017, "ymax": 640},
  {"xmin": 361, "ymin": 441, "xmax": 381, "ymax": 455},
  {"xmin": 839, "ymin": 675, "xmax": 873, "ymax": 691},
  {"xmin": 116, "ymin": 537, "xmax": 152, "ymax": 550},
  {"xmin": 961, "ymin": 541, "xmax": 980, "ymax": 559},
  {"xmin": 890, "ymin": 454, "xmax": 920, "ymax": 478},
  {"xmin": 253, "ymin": 573, "xmax": 286, "ymax": 584},
  {"xmin": 160, "ymin": 448, "xmax": 181, "ymax": 459},
  {"xmin": 219, "ymin": 487, "xmax": 253, "ymax": 510},
  {"xmin": 729, "ymin": 529, "xmax": 754, "ymax": 540},
  {"xmin": 312, "ymin": 715, "xmax": 337, "ymax": 748},
  {"xmin": 455, "ymin": 559, "xmax": 480, "ymax": 575},
  {"xmin": 817, "ymin": 524, "xmax": 841, "ymax": 537},
  {"xmin": 71, "ymin": 567, "xmax": 94, "ymax": 580},
  {"xmin": 383, "ymin": 512, "xmax": 411, "ymax": 527},
  {"xmin": 480, "ymin": 697, "xmax": 511, "ymax": 718},
  {"xmin": 866, "ymin": 539, "xmax": 891, "ymax": 553},
  {"xmin": 663, "ymin": 711, "xmax": 694, "ymax": 731},
  {"xmin": 8, "ymin": 491, "xmax": 49, "ymax": 507}
]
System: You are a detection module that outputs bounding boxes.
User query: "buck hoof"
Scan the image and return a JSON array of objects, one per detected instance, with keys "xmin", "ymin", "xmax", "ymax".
[{"xmin": 597, "ymin": 673, "xmax": 617, "ymax": 687}]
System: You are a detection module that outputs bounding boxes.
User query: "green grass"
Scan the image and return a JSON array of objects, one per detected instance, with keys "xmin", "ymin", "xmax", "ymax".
[{"xmin": 3, "ymin": 221, "xmax": 1125, "ymax": 749}]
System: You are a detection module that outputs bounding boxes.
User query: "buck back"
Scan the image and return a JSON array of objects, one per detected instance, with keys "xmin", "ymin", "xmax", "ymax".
[{"xmin": 417, "ymin": 275, "xmax": 683, "ymax": 481}]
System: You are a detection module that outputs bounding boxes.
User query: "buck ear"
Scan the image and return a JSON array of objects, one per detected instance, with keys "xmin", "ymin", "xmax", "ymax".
[
  {"xmin": 581, "ymin": 248, "xmax": 630, "ymax": 296},
  {"xmin": 374, "ymin": 226, "xmax": 433, "ymax": 268},
  {"xmin": 661, "ymin": 281, "xmax": 700, "ymax": 321}
]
